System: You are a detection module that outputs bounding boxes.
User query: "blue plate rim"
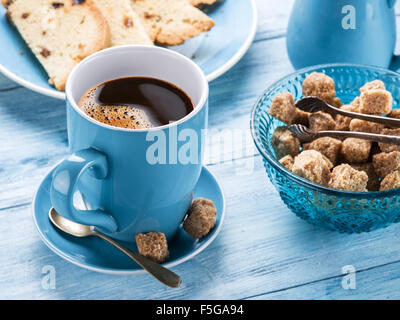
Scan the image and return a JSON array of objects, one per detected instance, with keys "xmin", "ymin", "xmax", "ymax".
[
  {"xmin": 31, "ymin": 162, "xmax": 226, "ymax": 275},
  {"xmin": 205, "ymin": 0, "xmax": 257, "ymax": 82},
  {"xmin": 0, "ymin": 0, "xmax": 257, "ymax": 101}
]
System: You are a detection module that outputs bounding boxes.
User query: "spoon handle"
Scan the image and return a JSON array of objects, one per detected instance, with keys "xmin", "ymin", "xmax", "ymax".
[
  {"xmin": 318, "ymin": 130, "xmax": 400, "ymax": 145},
  {"xmin": 93, "ymin": 231, "xmax": 182, "ymax": 288},
  {"xmin": 328, "ymin": 104, "xmax": 400, "ymax": 128}
]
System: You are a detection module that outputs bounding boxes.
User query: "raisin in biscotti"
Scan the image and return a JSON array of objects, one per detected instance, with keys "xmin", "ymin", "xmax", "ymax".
[
  {"xmin": 130, "ymin": 0, "xmax": 215, "ymax": 46},
  {"xmin": 93, "ymin": 0, "xmax": 153, "ymax": 46},
  {"xmin": 2, "ymin": 0, "xmax": 110, "ymax": 90}
]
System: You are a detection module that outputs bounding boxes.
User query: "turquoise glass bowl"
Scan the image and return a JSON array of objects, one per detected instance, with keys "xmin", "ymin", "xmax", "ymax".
[{"xmin": 251, "ymin": 64, "xmax": 400, "ymax": 233}]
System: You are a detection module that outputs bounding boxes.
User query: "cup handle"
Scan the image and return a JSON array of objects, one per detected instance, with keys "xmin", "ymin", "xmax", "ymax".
[{"xmin": 49, "ymin": 148, "xmax": 118, "ymax": 233}]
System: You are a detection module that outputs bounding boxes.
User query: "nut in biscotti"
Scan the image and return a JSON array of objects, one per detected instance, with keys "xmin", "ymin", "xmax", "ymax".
[{"xmin": 94, "ymin": 0, "xmax": 153, "ymax": 46}]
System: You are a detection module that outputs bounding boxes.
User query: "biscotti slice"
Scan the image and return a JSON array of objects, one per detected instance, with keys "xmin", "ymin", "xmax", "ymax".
[
  {"xmin": 3, "ymin": 0, "xmax": 110, "ymax": 90},
  {"xmin": 93, "ymin": 0, "xmax": 153, "ymax": 46},
  {"xmin": 189, "ymin": 0, "xmax": 218, "ymax": 7},
  {"xmin": 130, "ymin": 0, "xmax": 215, "ymax": 46}
]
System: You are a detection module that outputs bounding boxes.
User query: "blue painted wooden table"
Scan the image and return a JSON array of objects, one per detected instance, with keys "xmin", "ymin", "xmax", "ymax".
[{"xmin": 2, "ymin": 0, "xmax": 400, "ymax": 299}]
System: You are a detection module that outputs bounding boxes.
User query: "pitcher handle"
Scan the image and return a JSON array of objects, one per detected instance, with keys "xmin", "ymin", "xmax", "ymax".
[{"xmin": 388, "ymin": 0, "xmax": 396, "ymax": 9}]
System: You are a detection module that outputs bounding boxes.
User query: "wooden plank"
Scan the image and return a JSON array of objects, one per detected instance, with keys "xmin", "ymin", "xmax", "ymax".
[
  {"xmin": 250, "ymin": 260, "xmax": 400, "ymax": 299},
  {"xmin": 3, "ymin": 0, "xmax": 400, "ymax": 300},
  {"xmin": 2, "ymin": 157, "xmax": 400, "ymax": 299}
]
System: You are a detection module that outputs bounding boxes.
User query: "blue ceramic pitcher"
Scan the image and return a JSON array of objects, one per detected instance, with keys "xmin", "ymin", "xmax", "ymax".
[{"xmin": 286, "ymin": 0, "xmax": 397, "ymax": 69}]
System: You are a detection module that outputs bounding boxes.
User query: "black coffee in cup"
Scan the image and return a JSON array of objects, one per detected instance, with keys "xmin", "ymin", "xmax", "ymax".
[{"xmin": 78, "ymin": 77, "xmax": 194, "ymax": 129}]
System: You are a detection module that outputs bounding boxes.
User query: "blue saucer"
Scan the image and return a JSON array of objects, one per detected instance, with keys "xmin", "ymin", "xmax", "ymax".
[
  {"xmin": 0, "ymin": 0, "xmax": 257, "ymax": 100},
  {"xmin": 32, "ymin": 165, "xmax": 225, "ymax": 274}
]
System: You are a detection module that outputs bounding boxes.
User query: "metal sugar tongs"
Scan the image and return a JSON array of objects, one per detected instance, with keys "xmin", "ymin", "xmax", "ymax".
[{"xmin": 289, "ymin": 97, "xmax": 400, "ymax": 145}]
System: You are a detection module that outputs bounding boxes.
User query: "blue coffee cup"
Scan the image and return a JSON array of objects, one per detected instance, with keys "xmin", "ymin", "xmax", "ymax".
[
  {"xmin": 286, "ymin": 0, "xmax": 397, "ymax": 69},
  {"xmin": 49, "ymin": 45, "xmax": 209, "ymax": 242}
]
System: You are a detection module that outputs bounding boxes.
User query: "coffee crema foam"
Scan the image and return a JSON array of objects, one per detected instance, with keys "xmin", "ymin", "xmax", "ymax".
[
  {"xmin": 78, "ymin": 77, "xmax": 194, "ymax": 130},
  {"xmin": 79, "ymin": 88, "xmax": 153, "ymax": 129}
]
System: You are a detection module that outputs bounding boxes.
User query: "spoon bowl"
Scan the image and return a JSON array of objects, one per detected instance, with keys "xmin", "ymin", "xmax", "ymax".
[
  {"xmin": 49, "ymin": 208, "xmax": 182, "ymax": 287},
  {"xmin": 49, "ymin": 208, "xmax": 94, "ymax": 237}
]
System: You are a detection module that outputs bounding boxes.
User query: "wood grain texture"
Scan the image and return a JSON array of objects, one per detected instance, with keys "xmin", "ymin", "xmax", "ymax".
[
  {"xmin": 1, "ymin": 0, "xmax": 400, "ymax": 299},
  {"xmin": 251, "ymin": 260, "xmax": 400, "ymax": 300}
]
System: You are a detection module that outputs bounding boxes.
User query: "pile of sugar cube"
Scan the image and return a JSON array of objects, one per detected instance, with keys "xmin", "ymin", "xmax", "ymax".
[{"xmin": 268, "ymin": 72, "xmax": 400, "ymax": 192}]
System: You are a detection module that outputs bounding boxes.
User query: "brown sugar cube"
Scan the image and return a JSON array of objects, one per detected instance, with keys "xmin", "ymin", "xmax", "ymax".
[
  {"xmin": 328, "ymin": 164, "xmax": 368, "ymax": 192},
  {"xmin": 372, "ymin": 151, "xmax": 400, "ymax": 178},
  {"xmin": 350, "ymin": 96, "xmax": 361, "ymax": 109},
  {"xmin": 378, "ymin": 128, "xmax": 400, "ymax": 153},
  {"xmin": 335, "ymin": 104, "xmax": 360, "ymax": 131},
  {"xmin": 388, "ymin": 109, "xmax": 400, "ymax": 119},
  {"xmin": 271, "ymin": 126, "xmax": 300, "ymax": 159},
  {"xmin": 302, "ymin": 72, "xmax": 336, "ymax": 104},
  {"xmin": 309, "ymin": 111, "xmax": 336, "ymax": 131},
  {"xmin": 360, "ymin": 80, "xmax": 385, "ymax": 93},
  {"xmin": 293, "ymin": 109, "xmax": 310, "ymax": 126},
  {"xmin": 341, "ymin": 138, "xmax": 371, "ymax": 163},
  {"xmin": 359, "ymin": 89, "xmax": 392, "ymax": 115},
  {"xmin": 387, "ymin": 109, "xmax": 400, "ymax": 128},
  {"xmin": 302, "ymin": 137, "xmax": 342, "ymax": 165},
  {"xmin": 349, "ymin": 119, "xmax": 384, "ymax": 134},
  {"xmin": 292, "ymin": 150, "xmax": 333, "ymax": 186},
  {"xmin": 333, "ymin": 97, "xmax": 343, "ymax": 108},
  {"xmin": 351, "ymin": 163, "xmax": 380, "ymax": 191},
  {"xmin": 183, "ymin": 198, "xmax": 217, "ymax": 239},
  {"xmin": 279, "ymin": 155, "xmax": 294, "ymax": 171},
  {"xmin": 268, "ymin": 92, "xmax": 297, "ymax": 125},
  {"xmin": 135, "ymin": 232, "xmax": 169, "ymax": 263},
  {"xmin": 380, "ymin": 171, "xmax": 400, "ymax": 191}
]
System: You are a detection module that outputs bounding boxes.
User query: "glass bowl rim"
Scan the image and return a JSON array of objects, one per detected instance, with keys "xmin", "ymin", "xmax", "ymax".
[{"xmin": 250, "ymin": 62, "xmax": 400, "ymax": 198}]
